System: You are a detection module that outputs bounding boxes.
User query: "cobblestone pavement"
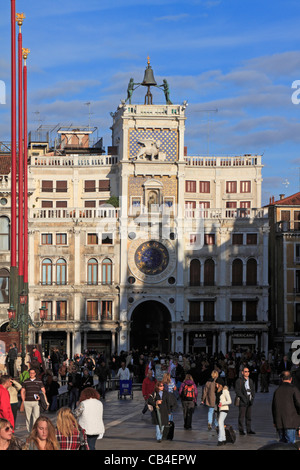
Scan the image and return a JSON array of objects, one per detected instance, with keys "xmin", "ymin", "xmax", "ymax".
[{"xmin": 13, "ymin": 383, "xmax": 294, "ymax": 452}]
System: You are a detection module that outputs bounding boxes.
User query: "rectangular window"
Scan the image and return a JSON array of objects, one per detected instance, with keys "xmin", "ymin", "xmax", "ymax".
[
  {"xmin": 226, "ymin": 181, "xmax": 237, "ymax": 193},
  {"xmin": 296, "ymin": 244, "xmax": 300, "ymax": 263},
  {"xmin": 87, "ymin": 301, "xmax": 98, "ymax": 321},
  {"xmin": 41, "ymin": 201, "xmax": 53, "ymax": 208},
  {"xmin": 203, "ymin": 301, "xmax": 214, "ymax": 321},
  {"xmin": 101, "ymin": 300, "xmax": 112, "ymax": 320},
  {"xmin": 189, "ymin": 301, "xmax": 200, "ymax": 322},
  {"xmin": 56, "ymin": 233, "xmax": 67, "ymax": 245},
  {"xmin": 41, "ymin": 301, "xmax": 53, "ymax": 321},
  {"xmin": 246, "ymin": 233, "xmax": 257, "ymax": 245},
  {"xmin": 131, "ymin": 197, "xmax": 141, "ymax": 215},
  {"xmin": 56, "ymin": 301, "xmax": 67, "ymax": 321},
  {"xmin": 87, "ymin": 233, "xmax": 98, "ymax": 245},
  {"xmin": 41, "ymin": 234, "xmax": 52, "ymax": 245},
  {"xmin": 98, "ymin": 180, "xmax": 110, "ymax": 192},
  {"xmin": 56, "ymin": 180, "xmax": 68, "ymax": 192},
  {"xmin": 199, "ymin": 181, "xmax": 210, "ymax": 193},
  {"xmin": 232, "ymin": 233, "xmax": 243, "ymax": 245},
  {"xmin": 226, "ymin": 201, "xmax": 237, "ymax": 217},
  {"xmin": 295, "ymin": 304, "xmax": 300, "ymax": 332},
  {"xmin": 240, "ymin": 181, "xmax": 251, "ymax": 193},
  {"xmin": 41, "ymin": 181, "xmax": 53, "ymax": 192},
  {"xmin": 294, "ymin": 211, "xmax": 300, "ymax": 230},
  {"xmin": 84, "ymin": 200, "xmax": 96, "ymax": 208},
  {"xmin": 232, "ymin": 301, "xmax": 243, "ymax": 321},
  {"xmin": 185, "ymin": 180, "xmax": 196, "ymax": 193},
  {"xmin": 102, "ymin": 233, "xmax": 113, "ymax": 245},
  {"xmin": 185, "ymin": 201, "xmax": 196, "ymax": 217},
  {"xmin": 199, "ymin": 201, "xmax": 210, "ymax": 218},
  {"xmin": 84, "ymin": 180, "xmax": 96, "ymax": 192},
  {"xmin": 296, "ymin": 271, "xmax": 300, "ymax": 293},
  {"xmin": 246, "ymin": 301, "xmax": 257, "ymax": 321},
  {"xmin": 204, "ymin": 233, "xmax": 215, "ymax": 245}
]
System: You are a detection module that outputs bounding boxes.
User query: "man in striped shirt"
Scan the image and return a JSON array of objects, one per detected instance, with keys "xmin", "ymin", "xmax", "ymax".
[{"xmin": 21, "ymin": 368, "xmax": 47, "ymax": 432}]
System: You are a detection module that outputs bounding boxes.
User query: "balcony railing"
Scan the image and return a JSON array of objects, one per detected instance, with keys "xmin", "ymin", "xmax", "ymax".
[
  {"xmin": 30, "ymin": 207, "xmax": 119, "ymax": 220},
  {"xmin": 276, "ymin": 221, "xmax": 300, "ymax": 232},
  {"xmin": 184, "ymin": 207, "xmax": 266, "ymax": 219},
  {"xmin": 184, "ymin": 155, "xmax": 261, "ymax": 167},
  {"xmin": 31, "ymin": 155, "xmax": 118, "ymax": 167}
]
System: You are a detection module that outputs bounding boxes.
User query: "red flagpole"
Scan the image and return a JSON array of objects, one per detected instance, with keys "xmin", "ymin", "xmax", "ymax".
[
  {"xmin": 10, "ymin": 0, "xmax": 17, "ymax": 269},
  {"xmin": 23, "ymin": 50, "xmax": 28, "ymax": 285},
  {"xmin": 17, "ymin": 17, "xmax": 24, "ymax": 280}
]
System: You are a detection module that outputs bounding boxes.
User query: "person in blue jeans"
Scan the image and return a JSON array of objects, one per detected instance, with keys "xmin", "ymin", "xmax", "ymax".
[
  {"xmin": 201, "ymin": 370, "xmax": 219, "ymax": 430},
  {"xmin": 272, "ymin": 371, "xmax": 300, "ymax": 444}
]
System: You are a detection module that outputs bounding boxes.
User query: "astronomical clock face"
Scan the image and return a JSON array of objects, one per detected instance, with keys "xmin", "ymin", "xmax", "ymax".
[
  {"xmin": 128, "ymin": 239, "xmax": 176, "ymax": 283},
  {"xmin": 134, "ymin": 241, "xmax": 169, "ymax": 276}
]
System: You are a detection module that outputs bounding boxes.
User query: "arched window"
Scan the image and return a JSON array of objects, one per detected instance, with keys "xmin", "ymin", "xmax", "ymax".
[
  {"xmin": 246, "ymin": 258, "xmax": 257, "ymax": 286},
  {"xmin": 56, "ymin": 258, "xmax": 67, "ymax": 285},
  {"xmin": 190, "ymin": 259, "xmax": 201, "ymax": 286},
  {"xmin": 232, "ymin": 259, "xmax": 243, "ymax": 286},
  {"xmin": 88, "ymin": 258, "xmax": 98, "ymax": 285},
  {"xmin": 0, "ymin": 216, "xmax": 10, "ymax": 250},
  {"xmin": 0, "ymin": 268, "xmax": 9, "ymax": 303},
  {"xmin": 204, "ymin": 258, "xmax": 215, "ymax": 286},
  {"xmin": 102, "ymin": 258, "xmax": 112, "ymax": 285},
  {"xmin": 42, "ymin": 259, "xmax": 52, "ymax": 285}
]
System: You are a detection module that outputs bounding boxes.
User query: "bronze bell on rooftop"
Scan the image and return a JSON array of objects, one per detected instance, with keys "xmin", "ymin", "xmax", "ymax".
[
  {"xmin": 142, "ymin": 63, "xmax": 157, "ymax": 87},
  {"xmin": 141, "ymin": 57, "xmax": 157, "ymax": 104}
]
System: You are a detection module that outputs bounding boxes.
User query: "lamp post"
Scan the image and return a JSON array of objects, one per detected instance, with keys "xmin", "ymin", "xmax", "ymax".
[{"xmin": 7, "ymin": 292, "xmax": 46, "ymax": 372}]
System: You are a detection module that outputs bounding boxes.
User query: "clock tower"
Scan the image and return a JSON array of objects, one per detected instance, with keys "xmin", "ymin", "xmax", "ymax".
[{"xmin": 111, "ymin": 64, "xmax": 188, "ymax": 352}]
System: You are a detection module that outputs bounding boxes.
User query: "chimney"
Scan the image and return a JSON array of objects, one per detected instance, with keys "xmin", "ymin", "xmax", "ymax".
[{"xmin": 279, "ymin": 194, "xmax": 285, "ymax": 200}]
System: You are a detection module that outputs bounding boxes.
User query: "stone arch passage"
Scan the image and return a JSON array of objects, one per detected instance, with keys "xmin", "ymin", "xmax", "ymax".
[{"xmin": 130, "ymin": 300, "xmax": 171, "ymax": 354}]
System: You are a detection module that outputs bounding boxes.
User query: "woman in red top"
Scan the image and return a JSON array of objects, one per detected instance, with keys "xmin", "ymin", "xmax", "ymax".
[{"xmin": 55, "ymin": 407, "xmax": 89, "ymax": 450}]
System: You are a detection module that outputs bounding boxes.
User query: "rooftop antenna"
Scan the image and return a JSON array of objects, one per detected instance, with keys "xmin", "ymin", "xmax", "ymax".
[{"xmin": 85, "ymin": 102, "xmax": 94, "ymax": 130}]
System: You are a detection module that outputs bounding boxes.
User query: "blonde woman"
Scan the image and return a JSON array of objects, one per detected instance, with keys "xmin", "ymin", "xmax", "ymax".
[
  {"xmin": 162, "ymin": 373, "xmax": 176, "ymax": 394},
  {"xmin": 215, "ymin": 378, "xmax": 232, "ymax": 446},
  {"xmin": 201, "ymin": 370, "xmax": 219, "ymax": 430},
  {"xmin": 56, "ymin": 407, "xmax": 89, "ymax": 450},
  {"xmin": 24, "ymin": 416, "xmax": 60, "ymax": 450}
]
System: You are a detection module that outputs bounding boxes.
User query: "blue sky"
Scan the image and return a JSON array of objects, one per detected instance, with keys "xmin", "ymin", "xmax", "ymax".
[{"xmin": 1, "ymin": 0, "xmax": 300, "ymax": 205}]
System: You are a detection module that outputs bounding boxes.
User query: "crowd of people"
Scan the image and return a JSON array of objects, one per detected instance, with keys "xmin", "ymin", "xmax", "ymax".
[{"xmin": 0, "ymin": 343, "xmax": 300, "ymax": 450}]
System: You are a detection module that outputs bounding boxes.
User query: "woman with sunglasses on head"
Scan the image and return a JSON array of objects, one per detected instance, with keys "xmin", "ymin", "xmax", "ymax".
[{"xmin": 0, "ymin": 418, "xmax": 23, "ymax": 450}]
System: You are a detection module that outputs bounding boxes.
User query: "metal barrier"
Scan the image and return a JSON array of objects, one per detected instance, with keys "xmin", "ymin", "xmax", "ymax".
[{"xmin": 56, "ymin": 377, "xmax": 142, "ymax": 410}]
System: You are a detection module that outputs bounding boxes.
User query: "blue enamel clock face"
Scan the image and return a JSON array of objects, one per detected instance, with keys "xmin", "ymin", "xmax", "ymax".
[{"xmin": 134, "ymin": 241, "xmax": 169, "ymax": 275}]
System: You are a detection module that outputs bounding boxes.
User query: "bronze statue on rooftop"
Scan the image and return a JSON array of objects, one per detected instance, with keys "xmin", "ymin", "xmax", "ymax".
[{"xmin": 124, "ymin": 58, "xmax": 173, "ymax": 105}]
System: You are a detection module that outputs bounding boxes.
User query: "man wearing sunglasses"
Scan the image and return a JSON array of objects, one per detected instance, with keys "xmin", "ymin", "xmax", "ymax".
[{"xmin": 235, "ymin": 366, "xmax": 256, "ymax": 435}]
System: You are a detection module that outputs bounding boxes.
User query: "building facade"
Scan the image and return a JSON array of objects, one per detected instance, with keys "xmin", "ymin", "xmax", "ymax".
[
  {"xmin": 0, "ymin": 93, "xmax": 270, "ymax": 358},
  {"xmin": 268, "ymin": 193, "xmax": 300, "ymax": 353}
]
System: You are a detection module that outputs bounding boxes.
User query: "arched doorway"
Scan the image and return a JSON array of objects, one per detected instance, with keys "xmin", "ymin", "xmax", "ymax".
[{"xmin": 130, "ymin": 300, "xmax": 171, "ymax": 354}]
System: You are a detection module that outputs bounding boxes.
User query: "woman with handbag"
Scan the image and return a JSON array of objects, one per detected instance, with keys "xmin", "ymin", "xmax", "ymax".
[{"xmin": 55, "ymin": 407, "xmax": 89, "ymax": 450}]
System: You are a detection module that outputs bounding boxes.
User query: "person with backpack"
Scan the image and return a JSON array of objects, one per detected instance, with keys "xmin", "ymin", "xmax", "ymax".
[{"xmin": 179, "ymin": 374, "xmax": 198, "ymax": 429}]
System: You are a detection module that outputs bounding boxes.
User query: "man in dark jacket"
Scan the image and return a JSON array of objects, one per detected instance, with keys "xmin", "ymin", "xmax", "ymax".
[
  {"xmin": 235, "ymin": 366, "xmax": 256, "ymax": 435},
  {"xmin": 95, "ymin": 360, "xmax": 110, "ymax": 399},
  {"xmin": 272, "ymin": 371, "xmax": 300, "ymax": 444}
]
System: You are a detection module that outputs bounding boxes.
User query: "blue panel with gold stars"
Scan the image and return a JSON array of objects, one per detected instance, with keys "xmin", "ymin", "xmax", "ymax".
[{"xmin": 129, "ymin": 128, "xmax": 178, "ymax": 162}]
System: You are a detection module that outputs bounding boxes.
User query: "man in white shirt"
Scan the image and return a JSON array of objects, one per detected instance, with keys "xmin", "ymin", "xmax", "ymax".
[{"xmin": 116, "ymin": 362, "xmax": 130, "ymax": 381}]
